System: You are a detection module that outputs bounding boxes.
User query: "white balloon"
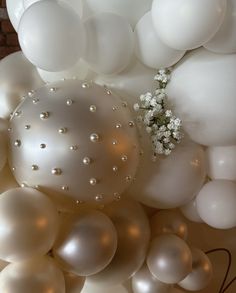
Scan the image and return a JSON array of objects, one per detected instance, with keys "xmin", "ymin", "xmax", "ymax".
[
  {"xmin": 180, "ymin": 197, "xmax": 204, "ymax": 223},
  {"xmin": 6, "ymin": 0, "xmax": 25, "ymax": 31},
  {"xmin": 204, "ymin": 0, "xmax": 236, "ymax": 53},
  {"xmin": 83, "ymin": 0, "xmax": 152, "ymax": 28},
  {"xmin": 134, "ymin": 12, "xmax": 185, "ymax": 69},
  {"xmin": 167, "ymin": 48, "xmax": 236, "ymax": 146},
  {"xmin": 151, "ymin": 0, "xmax": 227, "ymax": 50},
  {"xmin": 84, "ymin": 13, "xmax": 134, "ymax": 75},
  {"xmin": 0, "ymin": 51, "xmax": 44, "ymax": 119},
  {"xmin": 196, "ymin": 180, "xmax": 236, "ymax": 229},
  {"xmin": 18, "ymin": 0, "xmax": 86, "ymax": 71},
  {"xmin": 206, "ymin": 146, "xmax": 236, "ymax": 181}
]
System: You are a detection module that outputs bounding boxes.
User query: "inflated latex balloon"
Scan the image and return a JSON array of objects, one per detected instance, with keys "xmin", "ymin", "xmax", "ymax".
[
  {"xmin": 83, "ymin": 0, "xmax": 152, "ymax": 28},
  {"xmin": 0, "ymin": 51, "xmax": 44, "ymax": 119},
  {"xmin": 88, "ymin": 199, "xmax": 150, "ymax": 287},
  {"xmin": 81, "ymin": 281, "xmax": 129, "ymax": 293},
  {"xmin": 0, "ymin": 187, "xmax": 59, "ymax": 262},
  {"xmin": 178, "ymin": 247, "xmax": 212, "ymax": 291},
  {"xmin": 167, "ymin": 48, "xmax": 236, "ymax": 146},
  {"xmin": 180, "ymin": 197, "xmax": 203, "ymax": 223},
  {"xmin": 206, "ymin": 146, "xmax": 236, "ymax": 181},
  {"xmin": 53, "ymin": 210, "xmax": 117, "ymax": 276},
  {"xmin": 0, "ymin": 164, "xmax": 19, "ymax": 193},
  {"xmin": 152, "ymin": 0, "xmax": 227, "ymax": 50},
  {"xmin": 132, "ymin": 264, "xmax": 173, "ymax": 293},
  {"xmin": 6, "ymin": 0, "xmax": 24, "ymax": 31},
  {"xmin": 147, "ymin": 234, "xmax": 192, "ymax": 284},
  {"xmin": 64, "ymin": 272, "xmax": 85, "ymax": 293},
  {"xmin": 134, "ymin": 12, "xmax": 185, "ymax": 69},
  {"xmin": 151, "ymin": 210, "xmax": 188, "ymax": 240},
  {"xmin": 196, "ymin": 180, "xmax": 236, "ymax": 229},
  {"xmin": 84, "ymin": 13, "xmax": 134, "ymax": 75},
  {"xmin": 8, "ymin": 80, "xmax": 139, "ymax": 208},
  {"xmin": 0, "ymin": 257, "xmax": 65, "ymax": 293},
  {"xmin": 204, "ymin": 0, "xmax": 236, "ymax": 53},
  {"xmin": 18, "ymin": 0, "xmax": 86, "ymax": 71}
]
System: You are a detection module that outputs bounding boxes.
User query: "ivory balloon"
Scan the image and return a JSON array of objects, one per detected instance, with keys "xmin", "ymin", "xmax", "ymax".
[
  {"xmin": 206, "ymin": 146, "xmax": 236, "ymax": 181},
  {"xmin": 167, "ymin": 48, "xmax": 236, "ymax": 146},
  {"xmin": 152, "ymin": 0, "xmax": 227, "ymax": 50},
  {"xmin": 0, "ymin": 164, "xmax": 19, "ymax": 193},
  {"xmin": 132, "ymin": 264, "xmax": 173, "ymax": 293},
  {"xmin": 88, "ymin": 199, "xmax": 150, "ymax": 287},
  {"xmin": 0, "ymin": 257, "xmax": 65, "ymax": 293},
  {"xmin": 147, "ymin": 234, "xmax": 192, "ymax": 284},
  {"xmin": 0, "ymin": 51, "xmax": 44, "ymax": 119},
  {"xmin": 53, "ymin": 210, "xmax": 117, "ymax": 276},
  {"xmin": 178, "ymin": 248, "xmax": 212, "ymax": 291},
  {"xmin": 151, "ymin": 210, "xmax": 188, "ymax": 240},
  {"xmin": 196, "ymin": 180, "xmax": 236, "ymax": 229},
  {"xmin": 84, "ymin": 13, "xmax": 134, "ymax": 75},
  {"xmin": 6, "ymin": 0, "xmax": 24, "ymax": 31},
  {"xmin": 0, "ymin": 187, "xmax": 59, "ymax": 262},
  {"xmin": 83, "ymin": 0, "xmax": 152, "ymax": 28},
  {"xmin": 134, "ymin": 12, "xmax": 185, "ymax": 69},
  {"xmin": 64, "ymin": 272, "xmax": 85, "ymax": 293},
  {"xmin": 18, "ymin": 0, "xmax": 86, "ymax": 71},
  {"xmin": 180, "ymin": 197, "xmax": 203, "ymax": 223}
]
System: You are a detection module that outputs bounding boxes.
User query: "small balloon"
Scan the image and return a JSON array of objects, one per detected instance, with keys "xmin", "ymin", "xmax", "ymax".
[
  {"xmin": 64, "ymin": 272, "xmax": 85, "ymax": 293},
  {"xmin": 180, "ymin": 197, "xmax": 203, "ymax": 223},
  {"xmin": 6, "ymin": 0, "xmax": 25, "ymax": 31}
]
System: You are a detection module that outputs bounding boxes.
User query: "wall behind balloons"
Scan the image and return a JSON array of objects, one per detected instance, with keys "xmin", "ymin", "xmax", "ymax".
[{"xmin": 0, "ymin": 0, "xmax": 20, "ymax": 59}]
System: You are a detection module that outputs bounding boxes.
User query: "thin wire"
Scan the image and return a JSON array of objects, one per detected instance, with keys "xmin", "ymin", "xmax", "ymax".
[{"xmin": 222, "ymin": 276, "xmax": 236, "ymax": 293}]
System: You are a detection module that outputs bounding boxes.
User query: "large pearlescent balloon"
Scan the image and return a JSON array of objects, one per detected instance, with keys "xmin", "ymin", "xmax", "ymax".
[
  {"xmin": 167, "ymin": 48, "xmax": 236, "ymax": 146},
  {"xmin": 178, "ymin": 247, "xmax": 212, "ymax": 291},
  {"xmin": 64, "ymin": 272, "xmax": 85, "ymax": 293},
  {"xmin": 83, "ymin": 0, "xmax": 152, "ymax": 28},
  {"xmin": 147, "ymin": 234, "xmax": 192, "ymax": 284},
  {"xmin": 0, "ymin": 256, "xmax": 65, "ymax": 293},
  {"xmin": 0, "ymin": 164, "xmax": 19, "ymax": 193},
  {"xmin": 88, "ymin": 199, "xmax": 150, "ymax": 287},
  {"xmin": 151, "ymin": 0, "xmax": 227, "ymax": 50},
  {"xmin": 134, "ymin": 12, "xmax": 185, "ymax": 69},
  {"xmin": 8, "ymin": 80, "xmax": 139, "ymax": 208},
  {"xmin": 0, "ymin": 51, "xmax": 44, "ymax": 119},
  {"xmin": 0, "ymin": 187, "xmax": 59, "ymax": 262},
  {"xmin": 132, "ymin": 264, "xmax": 173, "ymax": 293},
  {"xmin": 53, "ymin": 210, "xmax": 117, "ymax": 276},
  {"xmin": 180, "ymin": 197, "xmax": 203, "ymax": 223},
  {"xmin": 6, "ymin": 0, "xmax": 25, "ymax": 31},
  {"xmin": 84, "ymin": 13, "xmax": 134, "ymax": 75},
  {"xmin": 196, "ymin": 180, "xmax": 236, "ymax": 229},
  {"xmin": 151, "ymin": 210, "xmax": 188, "ymax": 240},
  {"xmin": 206, "ymin": 146, "xmax": 236, "ymax": 181},
  {"xmin": 18, "ymin": 0, "xmax": 86, "ymax": 71},
  {"xmin": 204, "ymin": 0, "xmax": 236, "ymax": 53}
]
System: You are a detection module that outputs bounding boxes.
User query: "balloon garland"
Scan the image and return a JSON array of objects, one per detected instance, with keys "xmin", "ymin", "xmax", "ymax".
[{"xmin": 0, "ymin": 0, "xmax": 236, "ymax": 292}]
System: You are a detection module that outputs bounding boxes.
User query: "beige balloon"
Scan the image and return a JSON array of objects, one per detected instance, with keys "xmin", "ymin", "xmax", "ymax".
[
  {"xmin": 53, "ymin": 210, "xmax": 117, "ymax": 276},
  {"xmin": 87, "ymin": 199, "xmax": 150, "ymax": 287},
  {"xmin": 147, "ymin": 234, "xmax": 192, "ymax": 284},
  {"xmin": 0, "ymin": 256, "xmax": 65, "ymax": 293},
  {"xmin": 178, "ymin": 247, "xmax": 213, "ymax": 291},
  {"xmin": 0, "ymin": 164, "xmax": 19, "ymax": 194},
  {"xmin": 0, "ymin": 187, "xmax": 59, "ymax": 262},
  {"xmin": 64, "ymin": 272, "xmax": 85, "ymax": 293},
  {"xmin": 151, "ymin": 210, "xmax": 188, "ymax": 240}
]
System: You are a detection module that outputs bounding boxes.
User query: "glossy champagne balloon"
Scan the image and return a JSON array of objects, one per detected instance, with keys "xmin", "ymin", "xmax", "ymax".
[
  {"xmin": 132, "ymin": 264, "xmax": 173, "ymax": 293},
  {"xmin": 53, "ymin": 210, "xmax": 117, "ymax": 276},
  {"xmin": 147, "ymin": 234, "xmax": 192, "ymax": 284},
  {"xmin": 6, "ymin": 0, "xmax": 25, "ymax": 31},
  {"xmin": 151, "ymin": 210, "xmax": 188, "ymax": 240},
  {"xmin": 0, "ymin": 187, "xmax": 59, "ymax": 262},
  {"xmin": 64, "ymin": 272, "xmax": 85, "ymax": 293},
  {"xmin": 178, "ymin": 248, "xmax": 212, "ymax": 291},
  {"xmin": 180, "ymin": 197, "xmax": 203, "ymax": 223},
  {"xmin": 0, "ymin": 164, "xmax": 19, "ymax": 194},
  {"xmin": 88, "ymin": 199, "xmax": 150, "ymax": 287},
  {"xmin": 0, "ymin": 256, "xmax": 65, "ymax": 293}
]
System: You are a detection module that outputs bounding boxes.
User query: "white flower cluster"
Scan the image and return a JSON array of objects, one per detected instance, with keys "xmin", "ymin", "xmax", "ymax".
[{"xmin": 134, "ymin": 68, "xmax": 183, "ymax": 156}]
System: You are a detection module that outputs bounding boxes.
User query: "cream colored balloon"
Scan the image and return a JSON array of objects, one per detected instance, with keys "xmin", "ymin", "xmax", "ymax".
[
  {"xmin": 151, "ymin": 210, "xmax": 188, "ymax": 240},
  {"xmin": 0, "ymin": 256, "xmax": 65, "ymax": 293},
  {"xmin": 0, "ymin": 187, "xmax": 59, "ymax": 262},
  {"xmin": 180, "ymin": 197, "xmax": 203, "ymax": 223},
  {"xmin": 64, "ymin": 272, "xmax": 85, "ymax": 293},
  {"xmin": 6, "ymin": 0, "xmax": 25, "ymax": 31},
  {"xmin": 0, "ymin": 164, "xmax": 19, "ymax": 194},
  {"xmin": 0, "ymin": 51, "xmax": 44, "ymax": 119},
  {"xmin": 88, "ymin": 199, "xmax": 150, "ymax": 287},
  {"xmin": 178, "ymin": 248, "xmax": 213, "ymax": 291}
]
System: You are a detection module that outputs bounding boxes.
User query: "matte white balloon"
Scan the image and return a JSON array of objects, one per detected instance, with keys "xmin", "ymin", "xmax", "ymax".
[
  {"xmin": 0, "ymin": 51, "xmax": 44, "ymax": 119},
  {"xmin": 152, "ymin": 0, "xmax": 227, "ymax": 50},
  {"xmin": 64, "ymin": 272, "xmax": 85, "ymax": 293},
  {"xmin": 180, "ymin": 197, "xmax": 203, "ymax": 223},
  {"xmin": 167, "ymin": 48, "xmax": 236, "ymax": 146},
  {"xmin": 18, "ymin": 0, "xmax": 86, "ymax": 71},
  {"xmin": 196, "ymin": 180, "xmax": 236, "ymax": 229},
  {"xmin": 84, "ymin": 13, "xmax": 134, "ymax": 75},
  {"xmin": 135, "ymin": 12, "xmax": 185, "ymax": 69},
  {"xmin": 206, "ymin": 146, "xmax": 236, "ymax": 181},
  {"xmin": 83, "ymin": 0, "xmax": 152, "ymax": 28},
  {"xmin": 6, "ymin": 0, "xmax": 25, "ymax": 31}
]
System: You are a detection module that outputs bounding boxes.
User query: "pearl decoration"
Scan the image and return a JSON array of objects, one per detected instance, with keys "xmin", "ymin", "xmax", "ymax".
[
  {"xmin": 121, "ymin": 155, "xmax": 128, "ymax": 162},
  {"xmin": 28, "ymin": 90, "xmax": 34, "ymax": 97},
  {"xmin": 14, "ymin": 140, "xmax": 21, "ymax": 147},
  {"xmin": 69, "ymin": 145, "xmax": 78, "ymax": 151},
  {"xmin": 90, "ymin": 178, "xmax": 98, "ymax": 186},
  {"xmin": 58, "ymin": 128, "xmax": 68, "ymax": 134},
  {"xmin": 89, "ymin": 105, "xmax": 97, "ymax": 112},
  {"xmin": 51, "ymin": 168, "xmax": 62, "ymax": 175},
  {"xmin": 90, "ymin": 133, "xmax": 100, "ymax": 143},
  {"xmin": 113, "ymin": 166, "xmax": 118, "ymax": 172},
  {"xmin": 40, "ymin": 112, "xmax": 50, "ymax": 119},
  {"xmin": 32, "ymin": 98, "xmax": 39, "ymax": 104},
  {"xmin": 31, "ymin": 165, "xmax": 39, "ymax": 171},
  {"xmin": 25, "ymin": 125, "xmax": 31, "ymax": 130},
  {"xmin": 116, "ymin": 123, "xmax": 122, "ymax": 129},
  {"xmin": 40, "ymin": 144, "xmax": 46, "ymax": 149},
  {"xmin": 83, "ymin": 157, "xmax": 91, "ymax": 165},
  {"xmin": 66, "ymin": 99, "xmax": 74, "ymax": 106}
]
